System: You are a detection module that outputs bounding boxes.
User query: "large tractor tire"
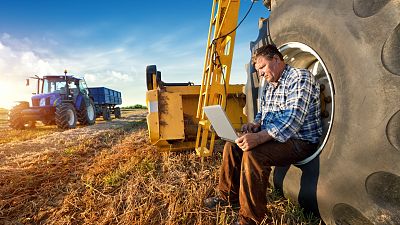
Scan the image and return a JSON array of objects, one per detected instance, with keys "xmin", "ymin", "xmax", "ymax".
[
  {"xmin": 263, "ymin": 0, "xmax": 400, "ymax": 224},
  {"xmin": 55, "ymin": 103, "xmax": 77, "ymax": 129},
  {"xmin": 78, "ymin": 99, "xmax": 96, "ymax": 125},
  {"xmin": 9, "ymin": 102, "xmax": 29, "ymax": 130}
]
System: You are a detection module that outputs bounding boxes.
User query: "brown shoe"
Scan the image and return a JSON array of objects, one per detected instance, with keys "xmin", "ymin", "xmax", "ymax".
[{"xmin": 204, "ymin": 196, "xmax": 239, "ymax": 209}]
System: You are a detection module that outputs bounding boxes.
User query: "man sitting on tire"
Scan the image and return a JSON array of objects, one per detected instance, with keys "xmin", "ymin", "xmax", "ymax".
[{"xmin": 204, "ymin": 44, "xmax": 323, "ymax": 225}]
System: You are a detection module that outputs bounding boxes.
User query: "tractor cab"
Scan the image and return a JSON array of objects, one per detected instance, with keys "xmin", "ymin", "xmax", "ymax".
[{"xmin": 30, "ymin": 75, "xmax": 89, "ymax": 108}]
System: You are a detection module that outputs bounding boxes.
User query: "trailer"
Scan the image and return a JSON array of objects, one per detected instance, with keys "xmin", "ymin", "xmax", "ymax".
[{"xmin": 88, "ymin": 87, "xmax": 122, "ymax": 121}]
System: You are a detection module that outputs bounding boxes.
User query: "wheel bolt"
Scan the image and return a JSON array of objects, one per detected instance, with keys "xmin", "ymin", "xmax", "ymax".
[
  {"xmin": 322, "ymin": 111, "xmax": 330, "ymax": 118},
  {"xmin": 320, "ymin": 84, "xmax": 325, "ymax": 91},
  {"xmin": 324, "ymin": 96, "xmax": 332, "ymax": 103}
]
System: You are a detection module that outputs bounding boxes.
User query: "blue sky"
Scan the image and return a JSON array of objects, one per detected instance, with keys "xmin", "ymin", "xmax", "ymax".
[{"xmin": 0, "ymin": 1, "xmax": 270, "ymax": 108}]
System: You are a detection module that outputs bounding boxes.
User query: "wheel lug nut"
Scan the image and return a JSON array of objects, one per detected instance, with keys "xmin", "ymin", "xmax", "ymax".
[
  {"xmin": 320, "ymin": 84, "xmax": 325, "ymax": 91},
  {"xmin": 324, "ymin": 96, "xmax": 332, "ymax": 103},
  {"xmin": 322, "ymin": 111, "xmax": 330, "ymax": 118}
]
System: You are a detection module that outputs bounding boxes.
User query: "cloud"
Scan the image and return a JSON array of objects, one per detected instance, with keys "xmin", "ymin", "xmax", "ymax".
[
  {"xmin": 0, "ymin": 35, "xmax": 59, "ymax": 108},
  {"xmin": 0, "ymin": 35, "xmax": 57, "ymax": 79},
  {"xmin": 0, "ymin": 27, "xmax": 250, "ymax": 108}
]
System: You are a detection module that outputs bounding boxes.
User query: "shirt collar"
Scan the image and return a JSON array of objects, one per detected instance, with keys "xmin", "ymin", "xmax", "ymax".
[{"xmin": 268, "ymin": 64, "xmax": 290, "ymax": 89}]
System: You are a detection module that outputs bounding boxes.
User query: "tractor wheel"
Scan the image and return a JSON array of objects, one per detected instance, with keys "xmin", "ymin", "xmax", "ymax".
[
  {"xmin": 55, "ymin": 103, "xmax": 77, "ymax": 129},
  {"xmin": 114, "ymin": 107, "xmax": 121, "ymax": 119},
  {"xmin": 78, "ymin": 99, "xmax": 96, "ymax": 125},
  {"xmin": 9, "ymin": 102, "xmax": 29, "ymax": 130},
  {"xmin": 102, "ymin": 108, "xmax": 111, "ymax": 121},
  {"xmin": 146, "ymin": 65, "xmax": 161, "ymax": 90},
  {"xmin": 267, "ymin": 0, "xmax": 400, "ymax": 223}
]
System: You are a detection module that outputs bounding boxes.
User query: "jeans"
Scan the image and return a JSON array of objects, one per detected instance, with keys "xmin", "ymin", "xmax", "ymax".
[{"xmin": 218, "ymin": 139, "xmax": 318, "ymax": 224}]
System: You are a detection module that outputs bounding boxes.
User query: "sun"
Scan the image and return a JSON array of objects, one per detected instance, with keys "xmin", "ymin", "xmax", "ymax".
[{"xmin": 0, "ymin": 80, "xmax": 34, "ymax": 110}]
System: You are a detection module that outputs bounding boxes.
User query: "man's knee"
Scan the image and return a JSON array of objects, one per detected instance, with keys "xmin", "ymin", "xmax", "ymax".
[
  {"xmin": 223, "ymin": 141, "xmax": 243, "ymax": 161},
  {"xmin": 241, "ymin": 150, "xmax": 258, "ymax": 168},
  {"xmin": 223, "ymin": 141, "xmax": 237, "ymax": 155}
]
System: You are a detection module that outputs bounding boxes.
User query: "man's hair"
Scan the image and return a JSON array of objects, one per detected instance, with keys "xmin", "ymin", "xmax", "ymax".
[{"xmin": 253, "ymin": 44, "xmax": 284, "ymax": 63}]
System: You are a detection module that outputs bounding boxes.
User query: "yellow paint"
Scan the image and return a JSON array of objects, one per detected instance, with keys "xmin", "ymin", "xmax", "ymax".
[
  {"xmin": 145, "ymin": 0, "xmax": 247, "ymax": 155},
  {"xmin": 195, "ymin": 0, "xmax": 242, "ymax": 156}
]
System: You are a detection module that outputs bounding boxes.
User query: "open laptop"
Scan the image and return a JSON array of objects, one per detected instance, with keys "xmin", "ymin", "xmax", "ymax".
[{"xmin": 203, "ymin": 105, "xmax": 238, "ymax": 142}]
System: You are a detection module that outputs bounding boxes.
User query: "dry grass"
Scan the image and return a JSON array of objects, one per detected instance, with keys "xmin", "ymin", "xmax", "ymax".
[
  {"xmin": 0, "ymin": 126, "xmax": 60, "ymax": 144},
  {"xmin": 0, "ymin": 109, "xmax": 8, "ymax": 129},
  {"xmin": 0, "ymin": 108, "xmax": 60, "ymax": 144},
  {"xmin": 0, "ymin": 111, "xmax": 321, "ymax": 225}
]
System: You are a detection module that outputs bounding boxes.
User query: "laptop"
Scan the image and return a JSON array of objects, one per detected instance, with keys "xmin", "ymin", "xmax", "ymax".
[{"xmin": 202, "ymin": 105, "xmax": 238, "ymax": 142}]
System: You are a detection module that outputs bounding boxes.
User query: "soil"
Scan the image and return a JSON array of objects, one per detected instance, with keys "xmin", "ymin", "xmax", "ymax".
[{"xmin": 0, "ymin": 110, "xmax": 146, "ymax": 167}]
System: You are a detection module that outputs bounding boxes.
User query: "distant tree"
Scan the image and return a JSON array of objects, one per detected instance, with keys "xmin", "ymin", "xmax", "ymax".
[{"xmin": 122, "ymin": 104, "xmax": 147, "ymax": 109}]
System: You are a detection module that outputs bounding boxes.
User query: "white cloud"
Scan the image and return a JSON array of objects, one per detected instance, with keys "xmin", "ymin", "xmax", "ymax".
[
  {"xmin": 0, "ymin": 38, "xmax": 59, "ymax": 108},
  {"xmin": 0, "ymin": 28, "xmax": 250, "ymax": 109},
  {"xmin": 109, "ymin": 70, "xmax": 131, "ymax": 82}
]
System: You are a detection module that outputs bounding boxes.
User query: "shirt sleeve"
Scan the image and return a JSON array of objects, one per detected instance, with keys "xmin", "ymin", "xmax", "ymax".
[
  {"xmin": 254, "ymin": 88, "xmax": 264, "ymax": 123},
  {"xmin": 254, "ymin": 112, "xmax": 262, "ymax": 123},
  {"xmin": 265, "ymin": 71, "xmax": 314, "ymax": 142}
]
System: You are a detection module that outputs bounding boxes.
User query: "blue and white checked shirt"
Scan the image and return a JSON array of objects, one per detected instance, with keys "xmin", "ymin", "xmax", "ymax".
[{"xmin": 254, "ymin": 64, "xmax": 322, "ymax": 144}]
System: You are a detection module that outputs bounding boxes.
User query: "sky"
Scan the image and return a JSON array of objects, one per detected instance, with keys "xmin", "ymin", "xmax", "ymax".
[{"xmin": 0, "ymin": 1, "xmax": 270, "ymax": 109}]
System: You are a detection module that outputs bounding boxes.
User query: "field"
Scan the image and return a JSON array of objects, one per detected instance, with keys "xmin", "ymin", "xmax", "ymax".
[
  {"xmin": 0, "ymin": 108, "xmax": 8, "ymax": 129},
  {"xmin": 0, "ymin": 109, "xmax": 320, "ymax": 225}
]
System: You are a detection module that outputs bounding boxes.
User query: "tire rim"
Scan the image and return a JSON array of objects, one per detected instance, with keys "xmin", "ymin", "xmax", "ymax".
[
  {"xmin": 87, "ymin": 104, "xmax": 95, "ymax": 120},
  {"xmin": 67, "ymin": 109, "xmax": 75, "ymax": 126},
  {"xmin": 278, "ymin": 42, "xmax": 335, "ymax": 165}
]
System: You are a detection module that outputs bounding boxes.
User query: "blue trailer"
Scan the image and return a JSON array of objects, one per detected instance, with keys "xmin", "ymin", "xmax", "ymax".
[{"xmin": 88, "ymin": 87, "xmax": 122, "ymax": 120}]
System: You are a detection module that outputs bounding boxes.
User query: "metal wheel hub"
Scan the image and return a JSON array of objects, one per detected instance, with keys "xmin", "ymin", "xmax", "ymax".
[
  {"xmin": 67, "ymin": 109, "xmax": 75, "ymax": 126},
  {"xmin": 279, "ymin": 42, "xmax": 335, "ymax": 165}
]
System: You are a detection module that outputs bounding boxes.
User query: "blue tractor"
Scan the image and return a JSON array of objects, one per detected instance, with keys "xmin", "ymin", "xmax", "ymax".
[{"xmin": 9, "ymin": 71, "xmax": 96, "ymax": 129}]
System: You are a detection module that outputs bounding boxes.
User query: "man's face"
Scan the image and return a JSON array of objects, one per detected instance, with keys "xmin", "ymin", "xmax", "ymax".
[{"xmin": 255, "ymin": 55, "xmax": 280, "ymax": 83}]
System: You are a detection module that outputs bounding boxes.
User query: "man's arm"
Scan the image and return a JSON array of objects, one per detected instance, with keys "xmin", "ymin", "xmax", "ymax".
[{"xmin": 265, "ymin": 70, "xmax": 314, "ymax": 142}]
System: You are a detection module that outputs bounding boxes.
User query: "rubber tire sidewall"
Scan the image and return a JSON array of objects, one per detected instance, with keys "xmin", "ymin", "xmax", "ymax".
[
  {"xmin": 78, "ymin": 99, "xmax": 96, "ymax": 125},
  {"xmin": 9, "ymin": 102, "xmax": 29, "ymax": 130},
  {"xmin": 114, "ymin": 107, "xmax": 121, "ymax": 119},
  {"xmin": 55, "ymin": 103, "xmax": 77, "ymax": 129},
  {"xmin": 102, "ymin": 108, "xmax": 111, "ymax": 121}
]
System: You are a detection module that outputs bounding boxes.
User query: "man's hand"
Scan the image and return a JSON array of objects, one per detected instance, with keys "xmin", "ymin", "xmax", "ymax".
[
  {"xmin": 241, "ymin": 122, "xmax": 261, "ymax": 134},
  {"xmin": 235, "ymin": 130, "xmax": 273, "ymax": 152},
  {"xmin": 235, "ymin": 133, "xmax": 260, "ymax": 151}
]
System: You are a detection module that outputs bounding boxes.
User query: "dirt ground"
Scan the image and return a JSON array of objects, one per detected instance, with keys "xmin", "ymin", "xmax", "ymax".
[
  {"xmin": 0, "ymin": 110, "xmax": 146, "ymax": 166},
  {"xmin": 0, "ymin": 109, "xmax": 320, "ymax": 225}
]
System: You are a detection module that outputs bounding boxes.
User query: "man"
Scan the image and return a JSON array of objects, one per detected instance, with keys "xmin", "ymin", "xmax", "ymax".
[{"xmin": 204, "ymin": 44, "xmax": 322, "ymax": 225}]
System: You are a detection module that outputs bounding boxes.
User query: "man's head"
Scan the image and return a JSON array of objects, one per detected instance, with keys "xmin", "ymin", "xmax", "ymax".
[{"xmin": 253, "ymin": 44, "xmax": 285, "ymax": 83}]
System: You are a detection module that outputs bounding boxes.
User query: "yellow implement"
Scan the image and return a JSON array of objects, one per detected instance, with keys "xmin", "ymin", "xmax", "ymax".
[{"xmin": 145, "ymin": 0, "xmax": 246, "ymax": 155}]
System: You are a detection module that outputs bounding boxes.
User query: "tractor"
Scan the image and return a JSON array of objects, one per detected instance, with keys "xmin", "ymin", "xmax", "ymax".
[{"xmin": 9, "ymin": 71, "xmax": 96, "ymax": 129}]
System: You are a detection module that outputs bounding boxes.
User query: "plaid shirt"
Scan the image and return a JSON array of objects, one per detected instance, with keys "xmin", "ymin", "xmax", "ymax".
[{"xmin": 254, "ymin": 64, "xmax": 322, "ymax": 143}]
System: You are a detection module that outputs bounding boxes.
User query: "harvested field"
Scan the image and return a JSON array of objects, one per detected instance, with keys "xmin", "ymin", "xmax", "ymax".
[
  {"xmin": 0, "ymin": 109, "xmax": 320, "ymax": 225},
  {"xmin": 0, "ymin": 109, "xmax": 8, "ymax": 129}
]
